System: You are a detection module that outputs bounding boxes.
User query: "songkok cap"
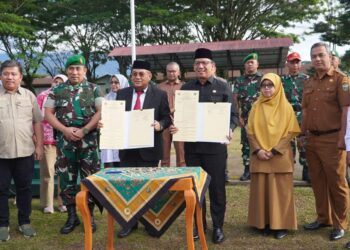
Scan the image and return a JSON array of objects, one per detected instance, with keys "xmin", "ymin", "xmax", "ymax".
[
  {"xmin": 65, "ymin": 54, "xmax": 86, "ymax": 69},
  {"xmin": 53, "ymin": 74, "xmax": 68, "ymax": 82},
  {"xmin": 132, "ymin": 60, "xmax": 151, "ymax": 71},
  {"xmin": 243, "ymin": 53, "xmax": 258, "ymax": 63},
  {"xmin": 194, "ymin": 48, "xmax": 213, "ymax": 60},
  {"xmin": 287, "ymin": 52, "xmax": 301, "ymax": 62}
]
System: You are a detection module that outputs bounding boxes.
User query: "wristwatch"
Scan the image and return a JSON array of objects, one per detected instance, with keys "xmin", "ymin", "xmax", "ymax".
[{"xmin": 82, "ymin": 127, "xmax": 89, "ymax": 135}]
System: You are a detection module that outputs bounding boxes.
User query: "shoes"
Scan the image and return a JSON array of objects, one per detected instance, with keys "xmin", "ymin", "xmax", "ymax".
[
  {"xmin": 60, "ymin": 205, "xmax": 80, "ymax": 234},
  {"xmin": 212, "ymin": 227, "xmax": 225, "ymax": 244},
  {"xmin": 345, "ymin": 241, "xmax": 350, "ymax": 249},
  {"xmin": 262, "ymin": 224, "xmax": 270, "ymax": 236},
  {"xmin": 43, "ymin": 207, "xmax": 54, "ymax": 214},
  {"xmin": 58, "ymin": 205, "xmax": 67, "ymax": 213},
  {"xmin": 303, "ymin": 221, "xmax": 331, "ymax": 230},
  {"xmin": 145, "ymin": 225, "xmax": 158, "ymax": 238},
  {"xmin": 239, "ymin": 171, "xmax": 250, "ymax": 181},
  {"xmin": 193, "ymin": 226, "xmax": 199, "ymax": 241},
  {"xmin": 274, "ymin": 230, "xmax": 287, "ymax": 239},
  {"xmin": 0, "ymin": 227, "xmax": 10, "ymax": 241},
  {"xmin": 117, "ymin": 223, "xmax": 138, "ymax": 238},
  {"xmin": 19, "ymin": 224, "xmax": 36, "ymax": 238},
  {"xmin": 330, "ymin": 229, "xmax": 345, "ymax": 241}
]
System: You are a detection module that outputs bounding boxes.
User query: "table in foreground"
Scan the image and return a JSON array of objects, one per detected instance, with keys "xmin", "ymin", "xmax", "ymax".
[{"xmin": 76, "ymin": 167, "xmax": 210, "ymax": 250}]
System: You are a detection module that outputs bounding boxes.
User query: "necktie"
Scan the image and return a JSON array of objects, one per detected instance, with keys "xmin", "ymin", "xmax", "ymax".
[{"xmin": 133, "ymin": 91, "xmax": 143, "ymax": 110}]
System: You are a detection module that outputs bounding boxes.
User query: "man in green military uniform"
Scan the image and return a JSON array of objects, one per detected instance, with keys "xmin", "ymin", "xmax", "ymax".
[
  {"xmin": 233, "ymin": 53, "xmax": 262, "ymax": 181},
  {"xmin": 44, "ymin": 54, "xmax": 103, "ymax": 234},
  {"xmin": 281, "ymin": 52, "xmax": 310, "ymax": 182}
]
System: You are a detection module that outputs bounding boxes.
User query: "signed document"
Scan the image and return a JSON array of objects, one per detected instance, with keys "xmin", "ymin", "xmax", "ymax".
[
  {"xmin": 100, "ymin": 100, "xmax": 154, "ymax": 149},
  {"xmin": 173, "ymin": 90, "xmax": 199, "ymax": 141},
  {"xmin": 173, "ymin": 91, "xmax": 231, "ymax": 143},
  {"xmin": 100, "ymin": 100, "xmax": 125, "ymax": 149},
  {"xmin": 127, "ymin": 109, "xmax": 154, "ymax": 148}
]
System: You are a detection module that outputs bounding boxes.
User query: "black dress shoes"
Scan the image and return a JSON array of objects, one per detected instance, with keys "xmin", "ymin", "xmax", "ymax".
[
  {"xmin": 193, "ymin": 227, "xmax": 199, "ymax": 241},
  {"xmin": 239, "ymin": 171, "xmax": 250, "ymax": 181},
  {"xmin": 274, "ymin": 230, "xmax": 287, "ymax": 239},
  {"xmin": 345, "ymin": 241, "xmax": 350, "ymax": 249},
  {"xmin": 212, "ymin": 228, "xmax": 225, "ymax": 244},
  {"xmin": 262, "ymin": 224, "xmax": 270, "ymax": 236},
  {"xmin": 303, "ymin": 221, "xmax": 331, "ymax": 230},
  {"xmin": 330, "ymin": 229, "xmax": 345, "ymax": 241},
  {"xmin": 117, "ymin": 223, "xmax": 138, "ymax": 238}
]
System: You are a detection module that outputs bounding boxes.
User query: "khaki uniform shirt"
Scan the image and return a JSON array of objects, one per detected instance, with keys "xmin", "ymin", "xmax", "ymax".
[
  {"xmin": 302, "ymin": 68, "xmax": 350, "ymax": 131},
  {"xmin": 0, "ymin": 86, "xmax": 42, "ymax": 158},
  {"xmin": 157, "ymin": 80, "xmax": 183, "ymax": 114}
]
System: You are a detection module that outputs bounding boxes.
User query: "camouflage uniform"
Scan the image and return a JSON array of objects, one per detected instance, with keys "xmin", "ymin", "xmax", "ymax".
[
  {"xmin": 281, "ymin": 73, "xmax": 309, "ymax": 176},
  {"xmin": 233, "ymin": 72, "xmax": 262, "ymax": 170},
  {"xmin": 45, "ymin": 80, "xmax": 102, "ymax": 205}
]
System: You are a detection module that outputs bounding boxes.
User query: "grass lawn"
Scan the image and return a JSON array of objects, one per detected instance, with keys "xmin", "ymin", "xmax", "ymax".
[
  {"xmin": 1, "ymin": 131, "xmax": 349, "ymax": 249},
  {"xmin": 1, "ymin": 186, "xmax": 349, "ymax": 250}
]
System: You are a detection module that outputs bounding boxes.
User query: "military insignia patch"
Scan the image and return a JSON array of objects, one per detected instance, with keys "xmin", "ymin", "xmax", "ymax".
[{"xmin": 342, "ymin": 83, "xmax": 349, "ymax": 92}]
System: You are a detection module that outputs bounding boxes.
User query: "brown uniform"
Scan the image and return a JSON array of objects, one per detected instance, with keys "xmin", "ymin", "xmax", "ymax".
[
  {"xmin": 157, "ymin": 80, "xmax": 185, "ymax": 167},
  {"xmin": 247, "ymin": 133, "xmax": 297, "ymax": 230},
  {"xmin": 302, "ymin": 67, "xmax": 350, "ymax": 229}
]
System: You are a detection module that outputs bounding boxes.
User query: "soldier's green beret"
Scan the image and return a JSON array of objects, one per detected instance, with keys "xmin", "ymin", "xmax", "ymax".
[
  {"xmin": 243, "ymin": 53, "xmax": 258, "ymax": 63},
  {"xmin": 65, "ymin": 54, "xmax": 86, "ymax": 69},
  {"xmin": 332, "ymin": 51, "xmax": 339, "ymax": 57}
]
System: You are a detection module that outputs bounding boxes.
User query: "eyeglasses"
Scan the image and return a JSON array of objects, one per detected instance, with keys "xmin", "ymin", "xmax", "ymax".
[
  {"xmin": 260, "ymin": 84, "xmax": 274, "ymax": 89},
  {"xmin": 132, "ymin": 71, "xmax": 147, "ymax": 77},
  {"xmin": 194, "ymin": 60, "xmax": 212, "ymax": 66},
  {"xmin": 110, "ymin": 81, "xmax": 120, "ymax": 84}
]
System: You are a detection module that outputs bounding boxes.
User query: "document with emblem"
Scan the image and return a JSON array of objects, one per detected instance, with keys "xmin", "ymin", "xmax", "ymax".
[
  {"xmin": 100, "ymin": 101, "xmax": 154, "ymax": 149},
  {"xmin": 173, "ymin": 90, "xmax": 199, "ymax": 141},
  {"xmin": 127, "ymin": 108, "xmax": 154, "ymax": 148},
  {"xmin": 100, "ymin": 100, "xmax": 126, "ymax": 149},
  {"xmin": 173, "ymin": 90, "xmax": 231, "ymax": 143}
]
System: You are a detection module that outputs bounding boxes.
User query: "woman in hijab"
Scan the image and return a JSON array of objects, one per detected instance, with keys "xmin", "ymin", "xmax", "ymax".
[
  {"xmin": 247, "ymin": 73, "xmax": 300, "ymax": 239},
  {"xmin": 101, "ymin": 74, "xmax": 129, "ymax": 167}
]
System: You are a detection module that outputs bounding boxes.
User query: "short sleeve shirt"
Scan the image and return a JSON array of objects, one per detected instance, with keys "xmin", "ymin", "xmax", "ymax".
[
  {"xmin": 44, "ymin": 80, "xmax": 102, "ymax": 127},
  {"xmin": 0, "ymin": 86, "xmax": 42, "ymax": 158},
  {"xmin": 302, "ymin": 68, "xmax": 350, "ymax": 131}
]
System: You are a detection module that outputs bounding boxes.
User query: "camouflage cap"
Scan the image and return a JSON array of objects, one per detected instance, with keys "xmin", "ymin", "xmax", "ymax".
[
  {"xmin": 65, "ymin": 54, "xmax": 86, "ymax": 69},
  {"xmin": 243, "ymin": 53, "xmax": 258, "ymax": 63}
]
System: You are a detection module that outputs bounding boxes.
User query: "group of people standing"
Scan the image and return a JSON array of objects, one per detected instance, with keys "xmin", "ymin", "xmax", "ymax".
[{"xmin": 0, "ymin": 41, "xmax": 350, "ymax": 249}]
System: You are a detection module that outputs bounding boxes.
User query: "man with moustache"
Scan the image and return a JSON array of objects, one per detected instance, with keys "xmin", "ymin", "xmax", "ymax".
[
  {"xmin": 233, "ymin": 53, "xmax": 262, "ymax": 181},
  {"xmin": 171, "ymin": 48, "xmax": 238, "ymax": 244},
  {"xmin": 45, "ymin": 54, "xmax": 102, "ymax": 234},
  {"xmin": 115, "ymin": 60, "xmax": 171, "ymax": 238},
  {"xmin": 302, "ymin": 42, "xmax": 350, "ymax": 241},
  {"xmin": 281, "ymin": 52, "xmax": 310, "ymax": 182}
]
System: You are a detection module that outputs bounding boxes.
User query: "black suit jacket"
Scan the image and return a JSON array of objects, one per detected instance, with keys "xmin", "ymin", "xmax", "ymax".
[{"xmin": 116, "ymin": 85, "xmax": 171, "ymax": 162}]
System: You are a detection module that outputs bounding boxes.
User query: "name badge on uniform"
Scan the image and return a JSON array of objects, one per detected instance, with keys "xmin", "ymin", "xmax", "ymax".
[
  {"xmin": 342, "ymin": 83, "xmax": 349, "ymax": 92},
  {"xmin": 212, "ymin": 90, "xmax": 217, "ymax": 93}
]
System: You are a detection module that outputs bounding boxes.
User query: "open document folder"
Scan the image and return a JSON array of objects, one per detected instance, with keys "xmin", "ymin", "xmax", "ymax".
[
  {"xmin": 173, "ymin": 90, "xmax": 231, "ymax": 143},
  {"xmin": 100, "ymin": 100, "xmax": 154, "ymax": 149}
]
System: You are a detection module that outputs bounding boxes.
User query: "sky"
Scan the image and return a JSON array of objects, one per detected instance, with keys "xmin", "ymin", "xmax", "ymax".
[{"xmin": 287, "ymin": 21, "xmax": 349, "ymax": 61}]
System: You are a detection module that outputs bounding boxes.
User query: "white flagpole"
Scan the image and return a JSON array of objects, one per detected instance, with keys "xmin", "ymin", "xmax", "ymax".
[{"xmin": 130, "ymin": 0, "xmax": 136, "ymax": 63}]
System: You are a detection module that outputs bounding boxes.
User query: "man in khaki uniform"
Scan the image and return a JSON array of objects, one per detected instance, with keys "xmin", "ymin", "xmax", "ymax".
[
  {"xmin": 157, "ymin": 62, "xmax": 185, "ymax": 167},
  {"xmin": 302, "ymin": 42, "xmax": 350, "ymax": 241}
]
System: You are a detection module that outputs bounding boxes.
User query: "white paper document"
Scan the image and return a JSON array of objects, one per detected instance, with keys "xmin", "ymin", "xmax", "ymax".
[
  {"xmin": 100, "ymin": 100, "xmax": 154, "ymax": 149},
  {"xmin": 173, "ymin": 90, "xmax": 231, "ymax": 143}
]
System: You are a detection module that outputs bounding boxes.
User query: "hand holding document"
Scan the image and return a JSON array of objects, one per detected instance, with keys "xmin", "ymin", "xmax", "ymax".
[
  {"xmin": 100, "ymin": 100, "xmax": 154, "ymax": 149},
  {"xmin": 173, "ymin": 90, "xmax": 231, "ymax": 143}
]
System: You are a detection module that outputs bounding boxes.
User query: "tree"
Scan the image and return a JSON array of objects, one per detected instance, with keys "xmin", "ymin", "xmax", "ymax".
[{"xmin": 0, "ymin": 0, "xmax": 57, "ymax": 93}]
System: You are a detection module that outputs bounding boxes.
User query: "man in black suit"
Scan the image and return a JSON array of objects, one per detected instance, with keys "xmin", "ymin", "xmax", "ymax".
[
  {"xmin": 116, "ymin": 60, "xmax": 171, "ymax": 237},
  {"xmin": 171, "ymin": 48, "xmax": 238, "ymax": 244}
]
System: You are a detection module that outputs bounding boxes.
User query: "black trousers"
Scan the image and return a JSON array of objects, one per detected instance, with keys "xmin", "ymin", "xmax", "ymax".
[
  {"xmin": 185, "ymin": 152, "xmax": 227, "ymax": 229},
  {"xmin": 0, "ymin": 155, "xmax": 34, "ymax": 227},
  {"xmin": 120, "ymin": 149, "xmax": 159, "ymax": 167}
]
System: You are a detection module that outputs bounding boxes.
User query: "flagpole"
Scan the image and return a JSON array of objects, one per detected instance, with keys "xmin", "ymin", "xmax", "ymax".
[{"xmin": 130, "ymin": 0, "xmax": 136, "ymax": 63}]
